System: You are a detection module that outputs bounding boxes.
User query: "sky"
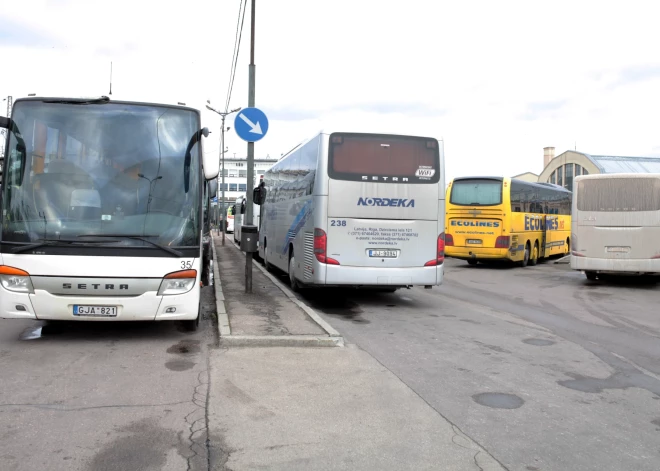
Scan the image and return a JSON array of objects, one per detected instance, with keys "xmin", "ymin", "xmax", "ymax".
[{"xmin": 2, "ymin": 0, "xmax": 660, "ymax": 182}]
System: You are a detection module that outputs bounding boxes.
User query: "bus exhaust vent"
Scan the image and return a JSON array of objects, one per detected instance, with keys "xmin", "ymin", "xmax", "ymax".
[{"xmin": 304, "ymin": 232, "xmax": 315, "ymax": 280}]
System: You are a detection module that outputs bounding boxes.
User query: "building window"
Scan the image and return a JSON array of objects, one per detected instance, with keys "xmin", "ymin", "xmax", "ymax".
[
  {"xmin": 219, "ymin": 183, "xmax": 228, "ymax": 191},
  {"xmin": 565, "ymin": 163, "xmax": 573, "ymax": 190},
  {"xmin": 550, "ymin": 171, "xmax": 556, "ymax": 184},
  {"xmin": 239, "ymin": 170, "xmax": 247, "ymax": 178},
  {"xmin": 575, "ymin": 164, "xmax": 582, "ymax": 176},
  {"xmin": 236, "ymin": 162, "xmax": 244, "ymax": 167},
  {"xmin": 229, "ymin": 183, "xmax": 238, "ymax": 191},
  {"xmin": 238, "ymin": 183, "xmax": 247, "ymax": 191},
  {"xmin": 582, "ymin": 168, "xmax": 589, "ymax": 175},
  {"xmin": 557, "ymin": 166, "xmax": 563, "ymax": 187}
]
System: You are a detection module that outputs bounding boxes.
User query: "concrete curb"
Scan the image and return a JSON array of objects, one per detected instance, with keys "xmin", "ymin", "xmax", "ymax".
[
  {"xmin": 211, "ymin": 235, "xmax": 231, "ymax": 336},
  {"xmin": 250, "ymin": 253, "xmax": 343, "ymax": 339},
  {"xmin": 220, "ymin": 335, "xmax": 344, "ymax": 348}
]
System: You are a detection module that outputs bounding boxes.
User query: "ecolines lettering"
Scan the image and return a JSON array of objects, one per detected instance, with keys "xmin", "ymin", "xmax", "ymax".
[
  {"xmin": 450, "ymin": 220, "xmax": 500, "ymax": 228},
  {"xmin": 524, "ymin": 216, "xmax": 559, "ymax": 231},
  {"xmin": 357, "ymin": 197, "xmax": 415, "ymax": 208}
]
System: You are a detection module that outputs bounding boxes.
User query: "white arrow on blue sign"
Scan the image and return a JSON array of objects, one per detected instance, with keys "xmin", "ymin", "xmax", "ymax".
[{"xmin": 234, "ymin": 107, "xmax": 269, "ymax": 143}]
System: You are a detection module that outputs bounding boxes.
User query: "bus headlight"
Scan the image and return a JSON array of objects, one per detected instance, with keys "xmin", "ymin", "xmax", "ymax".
[
  {"xmin": 158, "ymin": 269, "xmax": 197, "ymax": 296},
  {"xmin": 0, "ymin": 266, "xmax": 34, "ymax": 294}
]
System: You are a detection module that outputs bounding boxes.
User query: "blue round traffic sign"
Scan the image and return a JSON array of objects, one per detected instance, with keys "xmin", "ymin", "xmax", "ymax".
[{"xmin": 234, "ymin": 107, "xmax": 269, "ymax": 142}]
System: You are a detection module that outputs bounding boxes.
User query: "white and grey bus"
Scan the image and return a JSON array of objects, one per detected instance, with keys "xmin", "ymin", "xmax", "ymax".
[
  {"xmin": 256, "ymin": 131, "xmax": 446, "ymax": 291},
  {"xmin": 571, "ymin": 173, "xmax": 660, "ymax": 279},
  {"xmin": 0, "ymin": 95, "xmax": 218, "ymax": 330}
]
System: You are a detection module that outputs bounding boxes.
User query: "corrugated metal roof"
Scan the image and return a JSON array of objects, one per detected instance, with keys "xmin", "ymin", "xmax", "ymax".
[{"xmin": 585, "ymin": 154, "xmax": 660, "ymax": 174}]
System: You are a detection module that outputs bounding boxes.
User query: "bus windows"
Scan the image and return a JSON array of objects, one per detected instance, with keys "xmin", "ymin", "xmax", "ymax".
[
  {"xmin": 328, "ymin": 133, "xmax": 440, "ymax": 184},
  {"xmin": 450, "ymin": 178, "xmax": 503, "ymax": 206}
]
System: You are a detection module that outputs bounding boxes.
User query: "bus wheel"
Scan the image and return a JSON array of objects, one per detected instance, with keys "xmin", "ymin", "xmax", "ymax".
[
  {"xmin": 566, "ymin": 237, "xmax": 570, "ymax": 255},
  {"xmin": 182, "ymin": 303, "xmax": 201, "ymax": 332},
  {"xmin": 585, "ymin": 271, "xmax": 597, "ymax": 281},
  {"xmin": 519, "ymin": 242, "xmax": 530, "ymax": 267},
  {"xmin": 529, "ymin": 242, "xmax": 539, "ymax": 266},
  {"xmin": 288, "ymin": 253, "xmax": 300, "ymax": 292},
  {"xmin": 467, "ymin": 259, "xmax": 478, "ymax": 266},
  {"xmin": 263, "ymin": 241, "xmax": 272, "ymax": 271}
]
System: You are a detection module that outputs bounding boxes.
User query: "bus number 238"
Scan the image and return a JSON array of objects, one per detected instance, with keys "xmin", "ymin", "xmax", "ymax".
[{"xmin": 331, "ymin": 220, "xmax": 347, "ymax": 227}]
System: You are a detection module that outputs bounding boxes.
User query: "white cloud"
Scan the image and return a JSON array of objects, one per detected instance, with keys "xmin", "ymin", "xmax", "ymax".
[{"xmin": 2, "ymin": 0, "xmax": 660, "ymax": 181}]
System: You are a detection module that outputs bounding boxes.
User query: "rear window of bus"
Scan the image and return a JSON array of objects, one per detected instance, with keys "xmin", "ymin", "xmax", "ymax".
[
  {"xmin": 450, "ymin": 179, "xmax": 503, "ymax": 206},
  {"xmin": 578, "ymin": 178, "xmax": 660, "ymax": 212},
  {"xmin": 328, "ymin": 133, "xmax": 440, "ymax": 184}
]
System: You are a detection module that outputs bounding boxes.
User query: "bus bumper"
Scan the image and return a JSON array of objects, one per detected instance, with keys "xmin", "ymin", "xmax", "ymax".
[
  {"xmin": 446, "ymin": 247, "xmax": 510, "ymax": 261},
  {"xmin": 324, "ymin": 265, "xmax": 442, "ymax": 287},
  {"xmin": 0, "ymin": 288, "xmax": 200, "ymax": 321},
  {"xmin": 571, "ymin": 257, "xmax": 660, "ymax": 275}
]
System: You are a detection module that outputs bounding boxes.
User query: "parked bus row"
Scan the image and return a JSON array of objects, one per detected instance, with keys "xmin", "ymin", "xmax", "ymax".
[{"xmin": 444, "ymin": 173, "xmax": 660, "ymax": 280}]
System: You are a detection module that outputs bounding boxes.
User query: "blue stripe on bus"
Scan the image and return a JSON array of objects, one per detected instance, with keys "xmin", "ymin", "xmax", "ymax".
[{"xmin": 280, "ymin": 200, "xmax": 314, "ymax": 255}]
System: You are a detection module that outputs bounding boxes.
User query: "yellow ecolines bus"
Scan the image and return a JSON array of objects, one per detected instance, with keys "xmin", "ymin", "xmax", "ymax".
[{"xmin": 445, "ymin": 177, "xmax": 572, "ymax": 266}]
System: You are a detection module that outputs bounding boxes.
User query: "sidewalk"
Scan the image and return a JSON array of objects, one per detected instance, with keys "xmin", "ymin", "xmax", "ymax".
[
  {"xmin": 208, "ymin": 235, "xmax": 505, "ymax": 471},
  {"xmin": 211, "ymin": 235, "xmax": 342, "ymax": 346}
]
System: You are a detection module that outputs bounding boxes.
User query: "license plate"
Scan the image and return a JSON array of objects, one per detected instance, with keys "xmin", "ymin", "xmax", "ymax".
[
  {"xmin": 467, "ymin": 239, "xmax": 482, "ymax": 244},
  {"xmin": 369, "ymin": 250, "xmax": 399, "ymax": 258},
  {"xmin": 73, "ymin": 305, "xmax": 118, "ymax": 317},
  {"xmin": 606, "ymin": 246, "xmax": 630, "ymax": 253}
]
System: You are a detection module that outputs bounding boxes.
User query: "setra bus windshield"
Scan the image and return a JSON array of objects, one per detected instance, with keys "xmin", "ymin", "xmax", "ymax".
[{"xmin": 1, "ymin": 99, "xmax": 201, "ymax": 253}]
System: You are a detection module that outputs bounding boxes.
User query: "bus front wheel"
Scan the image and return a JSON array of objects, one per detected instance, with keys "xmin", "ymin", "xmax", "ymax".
[
  {"xmin": 182, "ymin": 303, "xmax": 201, "ymax": 332},
  {"xmin": 467, "ymin": 259, "xmax": 478, "ymax": 266}
]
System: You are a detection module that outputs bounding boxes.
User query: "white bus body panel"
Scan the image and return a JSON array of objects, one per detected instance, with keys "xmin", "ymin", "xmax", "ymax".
[
  {"xmin": 0, "ymin": 254, "xmax": 200, "ymax": 321},
  {"xmin": 571, "ymin": 173, "xmax": 660, "ymax": 275},
  {"xmin": 259, "ymin": 131, "xmax": 445, "ymax": 287}
]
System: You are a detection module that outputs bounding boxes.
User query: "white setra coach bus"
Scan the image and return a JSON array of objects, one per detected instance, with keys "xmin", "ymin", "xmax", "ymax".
[
  {"xmin": 571, "ymin": 173, "xmax": 660, "ymax": 279},
  {"xmin": 0, "ymin": 95, "xmax": 219, "ymax": 330},
  {"xmin": 256, "ymin": 131, "xmax": 446, "ymax": 291}
]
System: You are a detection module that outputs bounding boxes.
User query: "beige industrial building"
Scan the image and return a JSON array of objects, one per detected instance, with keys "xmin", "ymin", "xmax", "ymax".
[{"xmin": 515, "ymin": 146, "xmax": 660, "ymax": 191}]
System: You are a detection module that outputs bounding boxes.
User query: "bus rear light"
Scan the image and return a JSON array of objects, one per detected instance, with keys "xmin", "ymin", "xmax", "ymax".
[
  {"xmin": 0, "ymin": 265, "xmax": 33, "ymax": 294},
  {"xmin": 444, "ymin": 233, "xmax": 454, "ymax": 246},
  {"xmin": 314, "ymin": 228, "xmax": 340, "ymax": 265},
  {"xmin": 158, "ymin": 269, "xmax": 197, "ymax": 296},
  {"xmin": 425, "ymin": 232, "xmax": 445, "ymax": 266},
  {"xmin": 495, "ymin": 236, "xmax": 510, "ymax": 249}
]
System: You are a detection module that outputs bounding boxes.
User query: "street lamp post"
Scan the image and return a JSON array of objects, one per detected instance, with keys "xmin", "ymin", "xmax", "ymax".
[{"xmin": 206, "ymin": 103, "xmax": 241, "ymax": 246}]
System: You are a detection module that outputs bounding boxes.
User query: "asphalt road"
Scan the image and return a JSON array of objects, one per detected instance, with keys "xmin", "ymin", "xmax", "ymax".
[
  {"xmin": 296, "ymin": 257, "xmax": 660, "ymax": 471},
  {"xmin": 0, "ymin": 284, "xmax": 218, "ymax": 471}
]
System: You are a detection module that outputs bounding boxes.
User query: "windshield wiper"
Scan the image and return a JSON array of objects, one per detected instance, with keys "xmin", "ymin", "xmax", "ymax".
[
  {"xmin": 11, "ymin": 238, "xmax": 117, "ymax": 254},
  {"xmin": 77, "ymin": 234, "xmax": 183, "ymax": 257},
  {"xmin": 42, "ymin": 96, "xmax": 110, "ymax": 105}
]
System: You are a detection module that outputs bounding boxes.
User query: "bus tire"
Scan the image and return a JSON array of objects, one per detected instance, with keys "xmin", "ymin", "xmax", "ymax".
[
  {"xmin": 288, "ymin": 252, "xmax": 300, "ymax": 292},
  {"xmin": 467, "ymin": 259, "xmax": 478, "ymax": 266},
  {"xmin": 585, "ymin": 271, "xmax": 597, "ymax": 281},
  {"xmin": 529, "ymin": 242, "xmax": 539, "ymax": 266},
  {"xmin": 182, "ymin": 303, "xmax": 201, "ymax": 332},
  {"xmin": 519, "ymin": 242, "xmax": 531, "ymax": 267},
  {"xmin": 263, "ymin": 240, "xmax": 273, "ymax": 271},
  {"xmin": 566, "ymin": 237, "xmax": 570, "ymax": 255}
]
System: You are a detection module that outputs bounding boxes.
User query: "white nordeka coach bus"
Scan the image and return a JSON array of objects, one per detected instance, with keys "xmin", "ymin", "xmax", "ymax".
[
  {"xmin": 571, "ymin": 173, "xmax": 660, "ymax": 279},
  {"xmin": 0, "ymin": 95, "xmax": 218, "ymax": 330},
  {"xmin": 256, "ymin": 131, "xmax": 446, "ymax": 291}
]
